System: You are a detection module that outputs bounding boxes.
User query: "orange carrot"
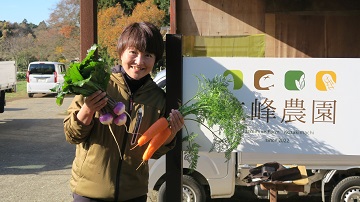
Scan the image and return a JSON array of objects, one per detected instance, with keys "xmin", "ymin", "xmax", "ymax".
[
  {"xmin": 137, "ymin": 127, "xmax": 172, "ymax": 170},
  {"xmin": 143, "ymin": 127, "xmax": 172, "ymax": 160},
  {"xmin": 138, "ymin": 117, "xmax": 168, "ymax": 147}
]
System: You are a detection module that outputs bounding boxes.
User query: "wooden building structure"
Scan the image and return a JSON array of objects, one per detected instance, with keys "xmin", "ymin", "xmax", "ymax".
[{"xmin": 170, "ymin": 0, "xmax": 360, "ymax": 58}]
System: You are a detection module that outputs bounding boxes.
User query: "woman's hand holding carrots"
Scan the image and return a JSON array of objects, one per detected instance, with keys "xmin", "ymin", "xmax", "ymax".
[{"xmin": 165, "ymin": 109, "xmax": 184, "ymax": 145}]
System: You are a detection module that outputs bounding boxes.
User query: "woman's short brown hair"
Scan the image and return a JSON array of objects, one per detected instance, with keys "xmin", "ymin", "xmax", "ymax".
[{"xmin": 117, "ymin": 22, "xmax": 164, "ymax": 64}]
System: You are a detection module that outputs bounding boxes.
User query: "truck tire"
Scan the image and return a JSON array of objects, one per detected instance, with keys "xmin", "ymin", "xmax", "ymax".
[
  {"xmin": 331, "ymin": 176, "xmax": 360, "ymax": 202},
  {"xmin": 157, "ymin": 175, "xmax": 206, "ymax": 202},
  {"xmin": 0, "ymin": 90, "xmax": 5, "ymax": 113},
  {"xmin": 28, "ymin": 93, "xmax": 34, "ymax": 98}
]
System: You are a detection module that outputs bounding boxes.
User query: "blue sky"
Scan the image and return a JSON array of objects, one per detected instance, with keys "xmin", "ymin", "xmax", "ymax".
[{"xmin": 0, "ymin": 0, "xmax": 60, "ymax": 24}]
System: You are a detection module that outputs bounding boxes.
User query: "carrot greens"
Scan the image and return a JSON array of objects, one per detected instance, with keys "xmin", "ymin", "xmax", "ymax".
[
  {"xmin": 180, "ymin": 75, "xmax": 246, "ymax": 171},
  {"xmin": 137, "ymin": 74, "xmax": 245, "ymax": 171}
]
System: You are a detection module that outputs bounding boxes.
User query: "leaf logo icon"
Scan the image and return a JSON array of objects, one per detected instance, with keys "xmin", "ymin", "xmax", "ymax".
[
  {"xmin": 285, "ymin": 70, "xmax": 305, "ymax": 91},
  {"xmin": 295, "ymin": 74, "xmax": 305, "ymax": 90}
]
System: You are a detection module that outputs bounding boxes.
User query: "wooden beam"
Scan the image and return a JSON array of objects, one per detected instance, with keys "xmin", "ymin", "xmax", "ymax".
[
  {"xmin": 170, "ymin": 0, "xmax": 177, "ymax": 34},
  {"xmin": 80, "ymin": 0, "xmax": 98, "ymax": 60}
]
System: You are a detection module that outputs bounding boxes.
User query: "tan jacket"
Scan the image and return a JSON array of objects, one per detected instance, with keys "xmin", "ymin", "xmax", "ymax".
[{"xmin": 64, "ymin": 73, "xmax": 175, "ymax": 201}]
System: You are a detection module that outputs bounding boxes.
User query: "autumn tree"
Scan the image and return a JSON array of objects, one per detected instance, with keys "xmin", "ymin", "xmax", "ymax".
[
  {"xmin": 0, "ymin": 34, "xmax": 36, "ymax": 71},
  {"xmin": 98, "ymin": 0, "xmax": 118, "ymax": 10},
  {"xmin": 48, "ymin": 0, "xmax": 80, "ymax": 27},
  {"xmin": 129, "ymin": 0, "xmax": 165, "ymax": 27},
  {"xmin": 98, "ymin": 0, "xmax": 170, "ymax": 25},
  {"xmin": 154, "ymin": 0, "xmax": 170, "ymax": 25},
  {"xmin": 121, "ymin": 0, "xmax": 145, "ymax": 15},
  {"xmin": 0, "ymin": 21, "xmax": 38, "ymax": 69},
  {"xmin": 46, "ymin": 0, "xmax": 80, "ymax": 62},
  {"xmin": 98, "ymin": 0, "xmax": 144, "ymax": 15},
  {"xmin": 0, "ymin": 20, "xmax": 35, "ymax": 39},
  {"xmin": 98, "ymin": 0, "xmax": 165, "ymax": 65}
]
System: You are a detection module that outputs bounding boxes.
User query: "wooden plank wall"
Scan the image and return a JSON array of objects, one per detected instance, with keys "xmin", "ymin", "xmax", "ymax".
[
  {"xmin": 176, "ymin": 0, "xmax": 265, "ymax": 36},
  {"xmin": 325, "ymin": 15, "xmax": 360, "ymax": 57},
  {"xmin": 176, "ymin": 0, "xmax": 360, "ymax": 58},
  {"xmin": 267, "ymin": 14, "xmax": 360, "ymax": 57}
]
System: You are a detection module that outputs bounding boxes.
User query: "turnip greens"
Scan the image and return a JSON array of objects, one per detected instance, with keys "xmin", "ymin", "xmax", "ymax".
[{"xmin": 53, "ymin": 44, "xmax": 110, "ymax": 106}]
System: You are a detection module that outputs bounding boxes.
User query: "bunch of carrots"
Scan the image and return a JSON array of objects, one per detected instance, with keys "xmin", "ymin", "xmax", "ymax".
[{"xmin": 133, "ymin": 117, "xmax": 171, "ymax": 169}]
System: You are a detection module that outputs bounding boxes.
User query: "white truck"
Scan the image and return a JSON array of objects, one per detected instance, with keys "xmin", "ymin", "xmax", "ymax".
[
  {"xmin": 0, "ymin": 61, "xmax": 17, "ymax": 113},
  {"xmin": 149, "ymin": 57, "xmax": 360, "ymax": 202}
]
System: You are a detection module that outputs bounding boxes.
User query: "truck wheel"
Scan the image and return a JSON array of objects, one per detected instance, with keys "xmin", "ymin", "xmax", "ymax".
[
  {"xmin": 28, "ymin": 93, "xmax": 34, "ymax": 98},
  {"xmin": 0, "ymin": 90, "xmax": 5, "ymax": 113},
  {"xmin": 331, "ymin": 176, "xmax": 360, "ymax": 202},
  {"xmin": 157, "ymin": 175, "xmax": 206, "ymax": 202}
]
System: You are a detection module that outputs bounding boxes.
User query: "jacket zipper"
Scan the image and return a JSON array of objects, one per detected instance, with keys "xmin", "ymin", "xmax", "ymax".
[{"xmin": 131, "ymin": 108, "xmax": 143, "ymax": 145}]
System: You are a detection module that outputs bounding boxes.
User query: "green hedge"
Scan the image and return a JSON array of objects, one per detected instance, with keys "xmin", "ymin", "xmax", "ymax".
[{"xmin": 17, "ymin": 72, "xmax": 26, "ymax": 81}]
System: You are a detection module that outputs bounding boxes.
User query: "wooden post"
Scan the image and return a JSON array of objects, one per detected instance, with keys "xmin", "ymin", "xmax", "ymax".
[
  {"xmin": 165, "ymin": 34, "xmax": 183, "ymax": 202},
  {"xmin": 169, "ymin": 0, "xmax": 177, "ymax": 34},
  {"xmin": 80, "ymin": 0, "xmax": 97, "ymax": 60},
  {"xmin": 269, "ymin": 189, "xmax": 278, "ymax": 202}
]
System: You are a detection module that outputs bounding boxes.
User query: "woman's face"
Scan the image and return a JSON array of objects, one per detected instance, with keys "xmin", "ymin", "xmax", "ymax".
[{"xmin": 120, "ymin": 47, "xmax": 156, "ymax": 80}]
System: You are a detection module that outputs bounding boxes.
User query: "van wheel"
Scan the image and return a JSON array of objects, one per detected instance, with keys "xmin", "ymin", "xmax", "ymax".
[
  {"xmin": 331, "ymin": 176, "xmax": 360, "ymax": 202},
  {"xmin": 157, "ymin": 175, "xmax": 206, "ymax": 202},
  {"xmin": 28, "ymin": 93, "xmax": 34, "ymax": 98}
]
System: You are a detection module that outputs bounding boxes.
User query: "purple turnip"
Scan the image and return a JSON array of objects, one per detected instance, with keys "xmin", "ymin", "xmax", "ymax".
[
  {"xmin": 114, "ymin": 113, "xmax": 127, "ymax": 126},
  {"xmin": 113, "ymin": 102, "xmax": 126, "ymax": 115},
  {"xmin": 99, "ymin": 113, "xmax": 114, "ymax": 125}
]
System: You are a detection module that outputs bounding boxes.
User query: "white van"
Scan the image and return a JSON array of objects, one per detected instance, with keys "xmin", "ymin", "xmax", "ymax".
[{"xmin": 26, "ymin": 61, "xmax": 66, "ymax": 98}]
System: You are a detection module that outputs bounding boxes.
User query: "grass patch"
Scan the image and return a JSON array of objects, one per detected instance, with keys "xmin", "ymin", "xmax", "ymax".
[{"xmin": 5, "ymin": 80, "xmax": 28, "ymax": 101}]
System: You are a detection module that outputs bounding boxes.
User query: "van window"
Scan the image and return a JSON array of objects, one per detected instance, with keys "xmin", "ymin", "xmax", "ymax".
[
  {"xmin": 59, "ymin": 64, "xmax": 66, "ymax": 74},
  {"xmin": 29, "ymin": 64, "xmax": 55, "ymax": 74}
]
